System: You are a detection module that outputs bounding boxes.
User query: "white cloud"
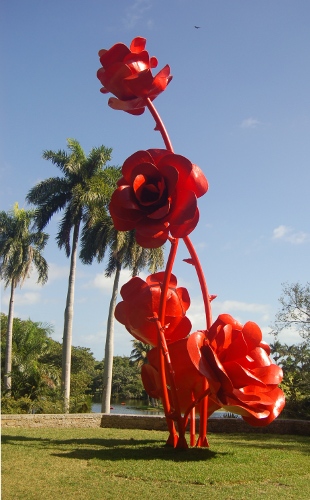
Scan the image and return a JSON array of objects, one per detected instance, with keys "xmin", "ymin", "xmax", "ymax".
[
  {"xmin": 240, "ymin": 117, "xmax": 260, "ymax": 129},
  {"xmin": 47, "ymin": 262, "xmax": 70, "ymax": 282},
  {"xmin": 2, "ymin": 291, "xmax": 41, "ymax": 307},
  {"xmin": 264, "ymin": 326, "xmax": 302, "ymax": 347},
  {"xmin": 187, "ymin": 299, "xmax": 271, "ymax": 333},
  {"xmin": 91, "ymin": 269, "xmax": 147, "ymax": 294},
  {"xmin": 123, "ymin": 0, "xmax": 152, "ymax": 29},
  {"xmin": 272, "ymin": 225, "xmax": 290, "ymax": 239},
  {"xmin": 272, "ymin": 225, "xmax": 308, "ymax": 244},
  {"xmin": 215, "ymin": 300, "xmax": 269, "ymax": 315},
  {"xmin": 19, "ymin": 262, "xmax": 69, "ymax": 289},
  {"xmin": 186, "ymin": 299, "xmax": 301, "ymax": 346}
]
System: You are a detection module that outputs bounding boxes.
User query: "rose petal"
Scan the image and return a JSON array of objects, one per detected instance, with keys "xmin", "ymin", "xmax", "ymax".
[
  {"xmin": 170, "ymin": 207, "xmax": 200, "ymax": 238},
  {"xmin": 99, "ymin": 43, "xmax": 130, "ymax": 67},
  {"xmin": 186, "ymin": 164, "xmax": 209, "ymax": 198},
  {"xmin": 129, "ymin": 37, "xmax": 147, "ymax": 53},
  {"xmin": 223, "ymin": 361, "xmax": 267, "ymax": 389},
  {"xmin": 108, "ymin": 96, "xmax": 146, "ymax": 114},
  {"xmin": 141, "ymin": 364, "xmax": 161, "ymax": 399},
  {"xmin": 135, "ymin": 221, "xmax": 169, "ymax": 248},
  {"xmin": 251, "ymin": 364, "xmax": 283, "ymax": 385},
  {"xmin": 125, "ymin": 69, "xmax": 155, "ymax": 97},
  {"xmin": 122, "ymin": 151, "xmax": 155, "ymax": 182},
  {"xmin": 242, "ymin": 321, "xmax": 262, "ymax": 351}
]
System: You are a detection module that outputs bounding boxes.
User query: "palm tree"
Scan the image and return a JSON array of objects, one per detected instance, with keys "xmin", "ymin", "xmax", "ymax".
[
  {"xmin": 0, "ymin": 203, "xmax": 48, "ymax": 395},
  {"xmin": 130, "ymin": 340, "xmax": 158, "ymax": 407},
  {"xmin": 26, "ymin": 139, "xmax": 113, "ymax": 412},
  {"xmin": 130, "ymin": 340, "xmax": 152, "ymax": 367},
  {"xmin": 80, "ymin": 200, "xmax": 164, "ymax": 413}
]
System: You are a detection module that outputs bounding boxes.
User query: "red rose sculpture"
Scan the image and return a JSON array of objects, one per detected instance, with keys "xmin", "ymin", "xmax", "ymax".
[
  {"xmin": 109, "ymin": 149, "xmax": 209, "ymax": 248},
  {"xmin": 115, "ymin": 272, "xmax": 191, "ymax": 346},
  {"xmin": 96, "ymin": 35, "xmax": 285, "ymax": 448},
  {"xmin": 142, "ymin": 339, "xmax": 222, "ymax": 416},
  {"xmin": 97, "ymin": 37, "xmax": 172, "ymax": 115},
  {"xmin": 188, "ymin": 314, "xmax": 286, "ymax": 426}
]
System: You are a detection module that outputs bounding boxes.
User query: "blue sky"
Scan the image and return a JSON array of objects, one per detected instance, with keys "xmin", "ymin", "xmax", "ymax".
[{"xmin": 1, "ymin": 0, "xmax": 309, "ymax": 360}]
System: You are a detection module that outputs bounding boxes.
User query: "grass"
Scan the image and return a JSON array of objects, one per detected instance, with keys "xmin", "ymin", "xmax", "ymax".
[{"xmin": 2, "ymin": 427, "xmax": 310, "ymax": 500}]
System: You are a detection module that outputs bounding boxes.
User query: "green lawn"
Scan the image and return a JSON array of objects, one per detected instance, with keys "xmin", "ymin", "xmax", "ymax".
[{"xmin": 2, "ymin": 427, "xmax": 310, "ymax": 500}]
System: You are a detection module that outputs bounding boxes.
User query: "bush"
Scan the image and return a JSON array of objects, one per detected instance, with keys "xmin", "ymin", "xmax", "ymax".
[{"xmin": 1, "ymin": 396, "xmax": 34, "ymax": 414}]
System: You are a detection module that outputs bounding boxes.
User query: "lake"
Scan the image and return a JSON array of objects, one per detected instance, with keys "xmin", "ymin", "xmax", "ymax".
[
  {"xmin": 92, "ymin": 401, "xmax": 164, "ymax": 415},
  {"xmin": 91, "ymin": 401, "xmax": 238, "ymax": 418}
]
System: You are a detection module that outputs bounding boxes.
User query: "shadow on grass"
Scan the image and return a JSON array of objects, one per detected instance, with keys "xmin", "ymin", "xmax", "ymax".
[
  {"xmin": 51, "ymin": 445, "xmax": 223, "ymax": 462},
  {"xmin": 1, "ymin": 434, "xmax": 222, "ymax": 461},
  {"xmin": 2, "ymin": 433, "xmax": 309, "ymax": 461}
]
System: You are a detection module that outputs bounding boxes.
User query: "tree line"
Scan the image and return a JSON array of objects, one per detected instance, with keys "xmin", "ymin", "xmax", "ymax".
[
  {"xmin": 0, "ymin": 139, "xmax": 163, "ymax": 413},
  {"xmin": 1, "ymin": 313, "xmax": 147, "ymax": 413}
]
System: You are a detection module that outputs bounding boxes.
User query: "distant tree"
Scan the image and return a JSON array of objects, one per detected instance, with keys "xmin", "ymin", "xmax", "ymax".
[
  {"xmin": 26, "ymin": 139, "xmax": 113, "ymax": 412},
  {"xmin": 0, "ymin": 203, "xmax": 48, "ymax": 395},
  {"xmin": 89, "ymin": 357, "xmax": 145, "ymax": 401},
  {"xmin": 110, "ymin": 356, "xmax": 144, "ymax": 400},
  {"xmin": 273, "ymin": 282, "xmax": 310, "ymax": 343},
  {"xmin": 1, "ymin": 313, "xmax": 97, "ymax": 414},
  {"xmin": 1, "ymin": 313, "xmax": 58, "ymax": 408},
  {"xmin": 271, "ymin": 282, "xmax": 310, "ymax": 419}
]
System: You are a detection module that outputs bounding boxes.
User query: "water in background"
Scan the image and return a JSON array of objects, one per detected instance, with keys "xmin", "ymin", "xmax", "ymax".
[
  {"xmin": 91, "ymin": 401, "xmax": 238, "ymax": 418},
  {"xmin": 92, "ymin": 401, "xmax": 164, "ymax": 416}
]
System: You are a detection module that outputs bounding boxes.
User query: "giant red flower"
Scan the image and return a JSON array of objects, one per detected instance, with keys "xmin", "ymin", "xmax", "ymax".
[
  {"xmin": 142, "ymin": 339, "xmax": 222, "ymax": 417},
  {"xmin": 114, "ymin": 272, "xmax": 191, "ymax": 346},
  {"xmin": 97, "ymin": 37, "xmax": 172, "ymax": 115},
  {"xmin": 188, "ymin": 315, "xmax": 285, "ymax": 426},
  {"xmin": 109, "ymin": 149, "xmax": 209, "ymax": 248}
]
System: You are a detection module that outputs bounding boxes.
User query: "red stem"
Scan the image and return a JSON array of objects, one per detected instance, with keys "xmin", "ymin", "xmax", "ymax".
[
  {"xmin": 145, "ymin": 98, "xmax": 185, "ymax": 443},
  {"xmin": 159, "ymin": 238, "xmax": 178, "ymax": 323},
  {"xmin": 156, "ymin": 239, "xmax": 187, "ymax": 445},
  {"xmin": 183, "ymin": 235, "xmax": 212, "ymax": 330},
  {"xmin": 183, "ymin": 235, "xmax": 212, "ymax": 446},
  {"xmin": 146, "ymin": 98, "xmax": 174, "ymax": 152},
  {"xmin": 145, "ymin": 97, "xmax": 209, "ymax": 448}
]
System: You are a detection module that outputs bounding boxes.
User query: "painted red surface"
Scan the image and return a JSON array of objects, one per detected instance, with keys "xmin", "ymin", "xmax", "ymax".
[{"xmin": 97, "ymin": 36, "xmax": 285, "ymax": 448}]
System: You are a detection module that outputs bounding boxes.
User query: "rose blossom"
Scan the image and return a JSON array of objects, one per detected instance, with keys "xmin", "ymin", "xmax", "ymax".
[
  {"xmin": 188, "ymin": 314, "xmax": 285, "ymax": 425},
  {"xmin": 114, "ymin": 272, "xmax": 191, "ymax": 346},
  {"xmin": 97, "ymin": 37, "xmax": 172, "ymax": 115},
  {"xmin": 141, "ymin": 339, "xmax": 222, "ymax": 416},
  {"xmin": 109, "ymin": 149, "xmax": 209, "ymax": 248}
]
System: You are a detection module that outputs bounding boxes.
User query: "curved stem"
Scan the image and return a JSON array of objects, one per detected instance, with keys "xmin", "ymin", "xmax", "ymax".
[
  {"xmin": 183, "ymin": 235, "xmax": 212, "ymax": 330},
  {"xmin": 156, "ymin": 238, "xmax": 188, "ymax": 446},
  {"xmin": 183, "ymin": 236, "xmax": 212, "ymax": 446},
  {"xmin": 146, "ymin": 98, "xmax": 174, "ymax": 152}
]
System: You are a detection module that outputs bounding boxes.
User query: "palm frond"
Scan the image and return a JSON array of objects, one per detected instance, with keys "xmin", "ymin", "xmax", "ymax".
[
  {"xmin": 56, "ymin": 205, "xmax": 79, "ymax": 255},
  {"xmin": 84, "ymin": 145, "xmax": 113, "ymax": 177},
  {"xmin": 42, "ymin": 149, "xmax": 69, "ymax": 173},
  {"xmin": 80, "ymin": 209, "xmax": 113, "ymax": 264},
  {"xmin": 0, "ymin": 204, "xmax": 48, "ymax": 290}
]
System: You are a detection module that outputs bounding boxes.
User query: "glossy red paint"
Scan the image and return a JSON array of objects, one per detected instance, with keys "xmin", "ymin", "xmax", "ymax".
[
  {"xmin": 109, "ymin": 149, "xmax": 208, "ymax": 248},
  {"xmin": 97, "ymin": 37, "xmax": 172, "ymax": 115},
  {"xmin": 96, "ymin": 36, "xmax": 285, "ymax": 448},
  {"xmin": 188, "ymin": 315, "xmax": 286, "ymax": 426},
  {"xmin": 115, "ymin": 272, "xmax": 191, "ymax": 346}
]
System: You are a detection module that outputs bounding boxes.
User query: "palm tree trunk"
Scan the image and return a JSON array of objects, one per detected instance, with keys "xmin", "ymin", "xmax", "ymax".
[
  {"xmin": 101, "ymin": 260, "xmax": 122, "ymax": 413},
  {"xmin": 4, "ymin": 280, "xmax": 15, "ymax": 394},
  {"xmin": 62, "ymin": 222, "xmax": 80, "ymax": 413}
]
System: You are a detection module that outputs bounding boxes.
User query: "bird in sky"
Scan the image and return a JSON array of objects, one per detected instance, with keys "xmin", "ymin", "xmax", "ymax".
[{"xmin": 194, "ymin": 26, "xmax": 201, "ymax": 29}]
